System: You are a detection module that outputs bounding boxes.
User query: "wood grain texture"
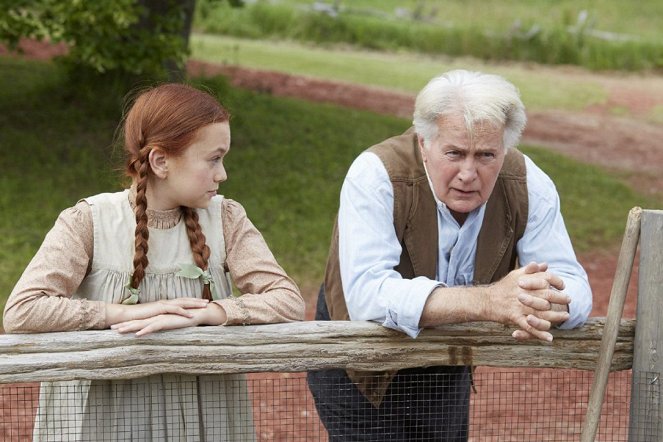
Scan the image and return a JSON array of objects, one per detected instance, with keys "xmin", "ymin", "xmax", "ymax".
[
  {"xmin": 0, "ymin": 318, "xmax": 634, "ymax": 383},
  {"xmin": 630, "ymin": 209, "xmax": 663, "ymax": 441}
]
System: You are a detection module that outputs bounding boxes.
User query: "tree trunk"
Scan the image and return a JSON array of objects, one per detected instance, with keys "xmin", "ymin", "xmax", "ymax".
[{"xmin": 136, "ymin": 0, "xmax": 197, "ymax": 81}]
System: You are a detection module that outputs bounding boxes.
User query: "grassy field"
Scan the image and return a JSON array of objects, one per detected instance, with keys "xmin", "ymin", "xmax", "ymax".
[
  {"xmin": 191, "ymin": 33, "xmax": 609, "ymax": 113},
  {"xmin": 0, "ymin": 57, "xmax": 658, "ymax": 325},
  {"xmin": 273, "ymin": 0, "xmax": 663, "ymax": 42},
  {"xmin": 194, "ymin": 0, "xmax": 663, "ymax": 71}
]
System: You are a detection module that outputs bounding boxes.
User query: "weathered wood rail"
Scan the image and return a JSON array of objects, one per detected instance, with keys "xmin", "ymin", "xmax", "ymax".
[{"xmin": 0, "ymin": 318, "xmax": 634, "ymax": 384}]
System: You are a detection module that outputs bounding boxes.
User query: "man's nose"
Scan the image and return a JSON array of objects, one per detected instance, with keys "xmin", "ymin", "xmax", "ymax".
[{"xmin": 457, "ymin": 159, "xmax": 477, "ymax": 182}]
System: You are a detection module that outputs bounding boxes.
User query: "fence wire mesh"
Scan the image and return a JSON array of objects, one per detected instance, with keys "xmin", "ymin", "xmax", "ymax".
[{"xmin": 0, "ymin": 368, "xmax": 654, "ymax": 441}]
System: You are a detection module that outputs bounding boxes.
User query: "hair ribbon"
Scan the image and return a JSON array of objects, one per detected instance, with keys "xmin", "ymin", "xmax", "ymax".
[{"xmin": 176, "ymin": 263, "xmax": 221, "ymax": 300}]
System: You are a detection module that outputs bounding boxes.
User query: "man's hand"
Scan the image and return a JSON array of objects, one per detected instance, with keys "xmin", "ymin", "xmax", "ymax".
[{"xmin": 489, "ymin": 262, "xmax": 571, "ymax": 342}]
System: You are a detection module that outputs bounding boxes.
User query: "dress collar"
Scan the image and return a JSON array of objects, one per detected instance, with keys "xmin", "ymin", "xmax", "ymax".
[{"xmin": 127, "ymin": 185, "xmax": 182, "ymax": 229}]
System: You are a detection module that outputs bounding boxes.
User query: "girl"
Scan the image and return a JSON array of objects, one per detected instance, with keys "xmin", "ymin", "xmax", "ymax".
[{"xmin": 4, "ymin": 83, "xmax": 305, "ymax": 441}]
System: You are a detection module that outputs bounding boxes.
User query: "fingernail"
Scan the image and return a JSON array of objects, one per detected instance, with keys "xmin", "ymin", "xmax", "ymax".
[
  {"xmin": 518, "ymin": 294, "xmax": 528, "ymax": 302},
  {"xmin": 546, "ymin": 333, "xmax": 553, "ymax": 342}
]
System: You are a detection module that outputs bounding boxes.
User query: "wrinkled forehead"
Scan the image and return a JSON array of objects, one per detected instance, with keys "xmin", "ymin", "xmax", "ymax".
[{"xmin": 435, "ymin": 114, "xmax": 505, "ymax": 140}]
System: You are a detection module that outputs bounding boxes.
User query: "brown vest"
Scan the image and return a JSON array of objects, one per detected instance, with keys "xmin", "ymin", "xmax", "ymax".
[{"xmin": 323, "ymin": 128, "xmax": 529, "ymax": 406}]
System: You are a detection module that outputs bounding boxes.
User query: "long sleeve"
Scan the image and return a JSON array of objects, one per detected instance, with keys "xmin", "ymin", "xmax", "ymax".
[
  {"xmin": 337, "ymin": 151, "xmax": 592, "ymax": 338},
  {"xmin": 216, "ymin": 199, "xmax": 305, "ymax": 325},
  {"xmin": 517, "ymin": 156, "xmax": 592, "ymax": 328},
  {"xmin": 338, "ymin": 152, "xmax": 439, "ymax": 338},
  {"xmin": 3, "ymin": 202, "xmax": 107, "ymax": 333}
]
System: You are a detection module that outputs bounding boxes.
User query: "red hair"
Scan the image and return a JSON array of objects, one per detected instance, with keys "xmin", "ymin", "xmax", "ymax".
[{"xmin": 121, "ymin": 83, "xmax": 229, "ymax": 299}]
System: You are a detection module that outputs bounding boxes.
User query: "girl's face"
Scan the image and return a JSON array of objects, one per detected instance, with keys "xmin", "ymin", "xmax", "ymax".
[{"xmin": 154, "ymin": 122, "xmax": 230, "ymax": 210}]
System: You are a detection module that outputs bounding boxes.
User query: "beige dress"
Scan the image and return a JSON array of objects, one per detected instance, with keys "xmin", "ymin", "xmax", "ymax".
[{"xmin": 31, "ymin": 190, "xmax": 255, "ymax": 441}]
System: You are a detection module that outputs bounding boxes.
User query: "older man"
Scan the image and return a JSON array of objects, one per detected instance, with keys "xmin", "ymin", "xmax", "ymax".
[{"xmin": 307, "ymin": 70, "xmax": 592, "ymax": 441}]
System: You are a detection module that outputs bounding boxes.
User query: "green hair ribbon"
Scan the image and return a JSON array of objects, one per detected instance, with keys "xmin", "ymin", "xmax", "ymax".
[
  {"xmin": 176, "ymin": 263, "xmax": 221, "ymax": 301},
  {"xmin": 122, "ymin": 281, "xmax": 140, "ymax": 305}
]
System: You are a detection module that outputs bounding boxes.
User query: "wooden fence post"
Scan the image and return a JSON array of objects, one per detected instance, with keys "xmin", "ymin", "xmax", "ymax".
[
  {"xmin": 629, "ymin": 209, "xmax": 663, "ymax": 441},
  {"xmin": 582, "ymin": 207, "xmax": 641, "ymax": 442}
]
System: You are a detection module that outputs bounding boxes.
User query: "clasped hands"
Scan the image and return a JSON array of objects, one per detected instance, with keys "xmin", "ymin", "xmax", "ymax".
[{"xmin": 492, "ymin": 262, "xmax": 571, "ymax": 342}]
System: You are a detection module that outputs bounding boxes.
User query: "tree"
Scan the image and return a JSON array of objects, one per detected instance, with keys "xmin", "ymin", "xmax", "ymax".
[{"xmin": 0, "ymin": 0, "xmax": 242, "ymax": 81}]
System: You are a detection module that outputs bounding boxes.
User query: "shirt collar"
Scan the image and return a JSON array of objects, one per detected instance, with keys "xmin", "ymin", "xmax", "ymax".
[{"xmin": 422, "ymin": 161, "xmax": 486, "ymax": 227}]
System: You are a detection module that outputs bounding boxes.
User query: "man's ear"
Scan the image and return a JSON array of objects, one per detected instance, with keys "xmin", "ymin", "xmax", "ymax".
[
  {"xmin": 417, "ymin": 135, "xmax": 428, "ymax": 163},
  {"xmin": 148, "ymin": 148, "xmax": 168, "ymax": 179}
]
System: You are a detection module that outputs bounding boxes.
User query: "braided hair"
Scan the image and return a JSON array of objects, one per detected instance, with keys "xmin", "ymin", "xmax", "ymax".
[{"xmin": 121, "ymin": 84, "xmax": 229, "ymax": 299}]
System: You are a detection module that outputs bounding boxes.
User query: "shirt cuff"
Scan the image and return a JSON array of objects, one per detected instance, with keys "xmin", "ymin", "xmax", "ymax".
[
  {"xmin": 216, "ymin": 298, "xmax": 250, "ymax": 325},
  {"xmin": 555, "ymin": 277, "xmax": 592, "ymax": 330},
  {"xmin": 381, "ymin": 278, "xmax": 442, "ymax": 338}
]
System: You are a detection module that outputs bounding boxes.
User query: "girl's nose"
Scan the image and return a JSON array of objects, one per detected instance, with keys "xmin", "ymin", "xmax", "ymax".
[{"xmin": 214, "ymin": 167, "xmax": 227, "ymax": 183}]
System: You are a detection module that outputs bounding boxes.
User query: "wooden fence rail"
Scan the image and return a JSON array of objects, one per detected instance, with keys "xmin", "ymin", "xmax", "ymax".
[{"xmin": 0, "ymin": 318, "xmax": 634, "ymax": 384}]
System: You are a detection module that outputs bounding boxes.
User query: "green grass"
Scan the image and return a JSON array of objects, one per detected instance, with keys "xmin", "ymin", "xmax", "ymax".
[
  {"xmin": 651, "ymin": 105, "xmax": 663, "ymax": 125},
  {"xmin": 0, "ymin": 57, "xmax": 658, "ymax": 326},
  {"xmin": 0, "ymin": 60, "xmax": 122, "ymax": 319},
  {"xmin": 191, "ymin": 33, "xmax": 607, "ymax": 112},
  {"xmin": 194, "ymin": 0, "xmax": 663, "ymax": 72},
  {"xmin": 274, "ymin": 0, "xmax": 663, "ymax": 42},
  {"xmin": 518, "ymin": 146, "xmax": 652, "ymax": 251}
]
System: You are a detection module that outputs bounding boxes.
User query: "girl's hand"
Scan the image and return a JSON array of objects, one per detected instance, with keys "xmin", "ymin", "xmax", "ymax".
[
  {"xmin": 111, "ymin": 302, "xmax": 227, "ymax": 336},
  {"xmin": 105, "ymin": 297, "xmax": 210, "ymax": 327}
]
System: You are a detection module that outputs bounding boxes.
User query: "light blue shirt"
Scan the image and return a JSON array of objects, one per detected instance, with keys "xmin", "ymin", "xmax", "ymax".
[{"xmin": 338, "ymin": 151, "xmax": 592, "ymax": 338}]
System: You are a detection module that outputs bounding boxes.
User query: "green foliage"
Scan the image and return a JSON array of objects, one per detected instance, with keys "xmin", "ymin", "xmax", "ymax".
[
  {"xmin": 1, "ymin": 0, "xmax": 189, "ymax": 79},
  {"xmin": 193, "ymin": 0, "xmax": 663, "ymax": 72}
]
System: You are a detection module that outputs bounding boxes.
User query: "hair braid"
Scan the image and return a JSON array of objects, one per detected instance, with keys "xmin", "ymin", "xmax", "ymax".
[
  {"xmin": 120, "ymin": 83, "xmax": 230, "ymax": 300},
  {"xmin": 182, "ymin": 207, "xmax": 212, "ymax": 300},
  {"xmin": 130, "ymin": 147, "xmax": 151, "ymax": 291}
]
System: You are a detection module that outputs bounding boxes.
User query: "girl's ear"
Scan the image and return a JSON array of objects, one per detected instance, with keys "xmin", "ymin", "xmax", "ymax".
[{"xmin": 148, "ymin": 148, "xmax": 168, "ymax": 179}]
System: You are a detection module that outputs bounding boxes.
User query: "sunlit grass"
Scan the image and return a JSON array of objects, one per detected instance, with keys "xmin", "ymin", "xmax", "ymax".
[
  {"xmin": 274, "ymin": 0, "xmax": 663, "ymax": 42},
  {"xmin": 191, "ymin": 33, "xmax": 607, "ymax": 112},
  {"xmin": 194, "ymin": 0, "xmax": 663, "ymax": 71}
]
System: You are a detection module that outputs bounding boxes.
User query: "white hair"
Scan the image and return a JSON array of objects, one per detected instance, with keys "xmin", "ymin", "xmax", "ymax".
[{"xmin": 413, "ymin": 70, "xmax": 526, "ymax": 149}]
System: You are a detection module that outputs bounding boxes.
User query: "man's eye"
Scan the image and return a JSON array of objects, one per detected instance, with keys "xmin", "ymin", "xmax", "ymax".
[{"xmin": 445, "ymin": 151, "xmax": 461, "ymax": 159}]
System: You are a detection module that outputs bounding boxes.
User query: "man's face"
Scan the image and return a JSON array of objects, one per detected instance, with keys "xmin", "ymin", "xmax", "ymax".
[{"xmin": 419, "ymin": 114, "xmax": 506, "ymax": 224}]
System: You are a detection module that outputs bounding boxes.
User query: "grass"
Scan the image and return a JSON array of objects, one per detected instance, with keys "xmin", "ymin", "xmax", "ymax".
[
  {"xmin": 0, "ymin": 57, "xmax": 658, "ymax": 326},
  {"xmin": 651, "ymin": 105, "xmax": 663, "ymax": 125},
  {"xmin": 274, "ymin": 0, "xmax": 663, "ymax": 42},
  {"xmin": 190, "ymin": 33, "xmax": 607, "ymax": 113},
  {"xmin": 194, "ymin": 0, "xmax": 663, "ymax": 72}
]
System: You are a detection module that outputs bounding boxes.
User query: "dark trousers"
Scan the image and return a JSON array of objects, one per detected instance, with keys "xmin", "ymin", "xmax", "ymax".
[{"xmin": 306, "ymin": 285, "xmax": 470, "ymax": 441}]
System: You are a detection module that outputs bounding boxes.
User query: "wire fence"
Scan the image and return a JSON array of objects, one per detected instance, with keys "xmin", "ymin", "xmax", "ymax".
[{"xmin": 0, "ymin": 368, "xmax": 652, "ymax": 441}]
